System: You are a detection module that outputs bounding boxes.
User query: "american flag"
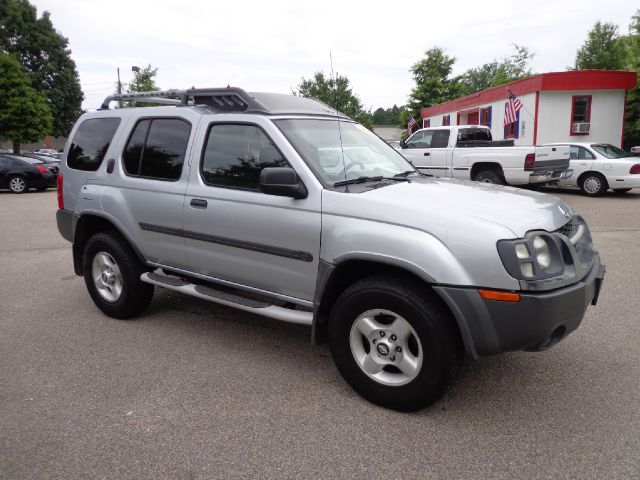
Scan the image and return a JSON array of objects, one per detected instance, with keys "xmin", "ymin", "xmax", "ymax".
[
  {"xmin": 407, "ymin": 116, "xmax": 417, "ymax": 135},
  {"xmin": 504, "ymin": 91, "xmax": 522, "ymax": 126}
]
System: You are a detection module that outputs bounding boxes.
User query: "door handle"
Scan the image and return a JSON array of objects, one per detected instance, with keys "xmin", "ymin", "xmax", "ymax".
[
  {"xmin": 190, "ymin": 199, "xmax": 207, "ymax": 208},
  {"xmin": 423, "ymin": 152, "xmax": 430, "ymax": 156},
  {"xmin": 106, "ymin": 158, "xmax": 115, "ymax": 174}
]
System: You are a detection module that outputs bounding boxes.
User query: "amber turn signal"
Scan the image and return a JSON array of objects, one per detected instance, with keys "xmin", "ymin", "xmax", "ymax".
[{"xmin": 478, "ymin": 289, "xmax": 521, "ymax": 302}]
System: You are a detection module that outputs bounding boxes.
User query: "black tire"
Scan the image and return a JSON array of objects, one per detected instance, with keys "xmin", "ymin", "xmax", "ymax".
[
  {"xmin": 579, "ymin": 172, "xmax": 608, "ymax": 196},
  {"xmin": 82, "ymin": 232, "xmax": 154, "ymax": 319},
  {"xmin": 8, "ymin": 176, "xmax": 27, "ymax": 193},
  {"xmin": 475, "ymin": 169, "xmax": 505, "ymax": 185},
  {"xmin": 328, "ymin": 274, "xmax": 463, "ymax": 411},
  {"xmin": 612, "ymin": 188, "xmax": 632, "ymax": 194}
]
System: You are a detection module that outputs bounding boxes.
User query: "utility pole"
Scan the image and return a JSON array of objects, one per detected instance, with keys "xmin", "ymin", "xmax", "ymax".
[{"xmin": 117, "ymin": 67, "xmax": 122, "ymax": 94}]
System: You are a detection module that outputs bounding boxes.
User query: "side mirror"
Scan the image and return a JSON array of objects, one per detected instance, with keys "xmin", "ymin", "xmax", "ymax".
[
  {"xmin": 259, "ymin": 167, "xmax": 307, "ymax": 199},
  {"xmin": 400, "ymin": 139, "xmax": 407, "ymax": 149}
]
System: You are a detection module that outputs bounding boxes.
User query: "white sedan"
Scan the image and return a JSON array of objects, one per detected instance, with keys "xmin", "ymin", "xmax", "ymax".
[{"xmin": 546, "ymin": 142, "xmax": 640, "ymax": 196}]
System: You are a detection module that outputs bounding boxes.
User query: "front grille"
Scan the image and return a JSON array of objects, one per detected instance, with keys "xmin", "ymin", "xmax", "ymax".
[{"xmin": 555, "ymin": 218, "xmax": 579, "ymax": 239}]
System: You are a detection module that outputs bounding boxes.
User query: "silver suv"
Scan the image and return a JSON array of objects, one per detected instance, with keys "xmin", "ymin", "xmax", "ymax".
[{"xmin": 56, "ymin": 88, "xmax": 605, "ymax": 411}]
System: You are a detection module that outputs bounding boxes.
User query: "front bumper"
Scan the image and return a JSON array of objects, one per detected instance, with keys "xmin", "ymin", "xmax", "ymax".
[{"xmin": 434, "ymin": 253, "xmax": 604, "ymax": 358}]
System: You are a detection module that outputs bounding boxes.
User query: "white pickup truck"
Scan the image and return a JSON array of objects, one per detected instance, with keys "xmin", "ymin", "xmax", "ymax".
[{"xmin": 398, "ymin": 126, "xmax": 571, "ymax": 186}]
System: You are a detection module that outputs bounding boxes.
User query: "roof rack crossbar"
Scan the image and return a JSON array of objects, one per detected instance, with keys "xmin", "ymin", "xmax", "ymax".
[{"xmin": 99, "ymin": 87, "xmax": 270, "ymax": 113}]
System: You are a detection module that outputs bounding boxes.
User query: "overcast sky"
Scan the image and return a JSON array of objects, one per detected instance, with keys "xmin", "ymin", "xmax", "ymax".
[{"xmin": 32, "ymin": 0, "xmax": 637, "ymax": 111}]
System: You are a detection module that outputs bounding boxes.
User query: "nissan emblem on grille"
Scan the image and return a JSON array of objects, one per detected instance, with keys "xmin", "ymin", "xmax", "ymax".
[{"xmin": 558, "ymin": 205, "xmax": 571, "ymax": 219}]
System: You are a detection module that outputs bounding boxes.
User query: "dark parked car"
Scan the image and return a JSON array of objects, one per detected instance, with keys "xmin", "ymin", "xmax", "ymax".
[{"xmin": 0, "ymin": 154, "xmax": 58, "ymax": 193}]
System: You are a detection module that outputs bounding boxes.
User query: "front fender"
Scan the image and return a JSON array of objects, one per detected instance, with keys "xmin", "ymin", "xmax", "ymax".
[{"xmin": 320, "ymin": 215, "xmax": 474, "ymax": 286}]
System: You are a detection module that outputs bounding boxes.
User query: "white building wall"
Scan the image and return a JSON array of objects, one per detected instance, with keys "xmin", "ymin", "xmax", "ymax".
[{"xmin": 537, "ymin": 90, "xmax": 625, "ymax": 147}]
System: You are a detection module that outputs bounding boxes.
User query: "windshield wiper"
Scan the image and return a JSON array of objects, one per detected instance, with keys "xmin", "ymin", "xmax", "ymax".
[
  {"xmin": 334, "ymin": 175, "xmax": 411, "ymax": 187},
  {"xmin": 395, "ymin": 170, "xmax": 431, "ymax": 178}
]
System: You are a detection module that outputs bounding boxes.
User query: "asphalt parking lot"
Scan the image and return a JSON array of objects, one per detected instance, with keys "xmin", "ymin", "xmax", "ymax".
[{"xmin": 1, "ymin": 188, "xmax": 639, "ymax": 479}]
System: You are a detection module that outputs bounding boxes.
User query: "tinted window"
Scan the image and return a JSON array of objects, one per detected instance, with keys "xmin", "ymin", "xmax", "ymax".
[
  {"xmin": 201, "ymin": 124, "xmax": 287, "ymax": 190},
  {"xmin": 68, "ymin": 118, "xmax": 121, "ymax": 171},
  {"xmin": 431, "ymin": 130, "xmax": 450, "ymax": 148},
  {"xmin": 458, "ymin": 128, "xmax": 491, "ymax": 142},
  {"xmin": 0, "ymin": 157, "xmax": 8, "ymax": 168},
  {"xmin": 123, "ymin": 118, "xmax": 191, "ymax": 180},
  {"xmin": 123, "ymin": 119, "xmax": 151, "ymax": 175}
]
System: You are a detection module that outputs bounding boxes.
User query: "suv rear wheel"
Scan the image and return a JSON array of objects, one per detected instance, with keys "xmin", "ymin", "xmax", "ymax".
[
  {"xmin": 328, "ymin": 275, "xmax": 462, "ymax": 411},
  {"xmin": 83, "ymin": 232, "xmax": 154, "ymax": 319}
]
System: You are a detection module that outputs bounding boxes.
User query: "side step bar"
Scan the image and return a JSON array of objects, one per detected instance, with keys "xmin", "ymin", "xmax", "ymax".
[{"xmin": 140, "ymin": 272, "xmax": 313, "ymax": 326}]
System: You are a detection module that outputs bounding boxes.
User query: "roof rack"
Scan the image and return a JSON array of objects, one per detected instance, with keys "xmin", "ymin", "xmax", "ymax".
[{"xmin": 99, "ymin": 87, "xmax": 270, "ymax": 113}]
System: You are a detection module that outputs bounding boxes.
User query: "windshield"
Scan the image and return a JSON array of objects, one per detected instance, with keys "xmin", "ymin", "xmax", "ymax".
[
  {"xmin": 591, "ymin": 144, "xmax": 631, "ymax": 159},
  {"xmin": 274, "ymin": 119, "xmax": 414, "ymax": 186}
]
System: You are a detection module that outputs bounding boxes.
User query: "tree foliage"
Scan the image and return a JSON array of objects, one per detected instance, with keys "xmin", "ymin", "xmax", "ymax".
[
  {"xmin": 574, "ymin": 21, "xmax": 626, "ymax": 70},
  {"xmin": 294, "ymin": 71, "xmax": 372, "ymax": 128},
  {"xmin": 0, "ymin": 53, "xmax": 53, "ymax": 153},
  {"xmin": 122, "ymin": 64, "xmax": 160, "ymax": 108},
  {"xmin": 0, "ymin": 0, "xmax": 83, "ymax": 138},
  {"xmin": 372, "ymin": 105, "xmax": 404, "ymax": 125},
  {"xmin": 460, "ymin": 45, "xmax": 535, "ymax": 94},
  {"xmin": 127, "ymin": 65, "xmax": 159, "ymax": 93},
  {"xmin": 621, "ymin": 11, "xmax": 640, "ymax": 149},
  {"xmin": 407, "ymin": 48, "xmax": 462, "ymax": 119}
]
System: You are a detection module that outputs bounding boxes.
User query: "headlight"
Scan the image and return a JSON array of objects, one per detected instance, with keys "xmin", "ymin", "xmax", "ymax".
[{"xmin": 497, "ymin": 232, "xmax": 566, "ymax": 281}]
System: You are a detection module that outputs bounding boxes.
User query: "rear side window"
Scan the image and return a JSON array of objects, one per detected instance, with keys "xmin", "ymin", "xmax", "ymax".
[
  {"xmin": 458, "ymin": 128, "xmax": 491, "ymax": 142},
  {"xmin": 68, "ymin": 118, "xmax": 121, "ymax": 171},
  {"xmin": 200, "ymin": 124, "xmax": 287, "ymax": 190},
  {"xmin": 431, "ymin": 130, "xmax": 450, "ymax": 148},
  {"xmin": 123, "ymin": 118, "xmax": 191, "ymax": 181}
]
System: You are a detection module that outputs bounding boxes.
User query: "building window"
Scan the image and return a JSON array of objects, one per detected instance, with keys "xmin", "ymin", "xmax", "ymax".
[
  {"xmin": 423, "ymin": 118, "xmax": 430, "ymax": 128},
  {"xmin": 570, "ymin": 95, "xmax": 592, "ymax": 136},
  {"xmin": 442, "ymin": 115, "xmax": 450, "ymax": 126},
  {"xmin": 480, "ymin": 107, "xmax": 492, "ymax": 128},
  {"xmin": 504, "ymin": 103, "xmax": 519, "ymax": 139}
]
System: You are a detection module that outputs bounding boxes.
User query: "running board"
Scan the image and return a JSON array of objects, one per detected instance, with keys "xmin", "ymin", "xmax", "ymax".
[{"xmin": 140, "ymin": 272, "xmax": 313, "ymax": 326}]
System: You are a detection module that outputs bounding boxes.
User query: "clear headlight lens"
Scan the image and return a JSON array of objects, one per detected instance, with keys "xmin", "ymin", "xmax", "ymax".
[
  {"xmin": 532, "ymin": 236, "xmax": 551, "ymax": 269},
  {"xmin": 520, "ymin": 262, "xmax": 534, "ymax": 277},
  {"xmin": 515, "ymin": 243, "xmax": 529, "ymax": 259},
  {"xmin": 497, "ymin": 232, "xmax": 566, "ymax": 282}
]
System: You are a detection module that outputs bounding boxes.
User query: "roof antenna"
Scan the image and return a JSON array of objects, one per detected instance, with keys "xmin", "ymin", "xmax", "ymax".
[{"xmin": 330, "ymin": 51, "xmax": 348, "ymax": 190}]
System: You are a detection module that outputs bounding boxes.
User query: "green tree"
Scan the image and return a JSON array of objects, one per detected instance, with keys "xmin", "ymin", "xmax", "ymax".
[
  {"xmin": 0, "ymin": 0, "xmax": 83, "ymax": 138},
  {"xmin": 621, "ymin": 11, "xmax": 640, "ymax": 149},
  {"xmin": 0, "ymin": 53, "xmax": 53, "ymax": 153},
  {"xmin": 127, "ymin": 65, "xmax": 159, "ymax": 93},
  {"xmin": 407, "ymin": 47, "xmax": 462, "ymax": 120},
  {"xmin": 574, "ymin": 21, "xmax": 626, "ymax": 70},
  {"xmin": 294, "ymin": 71, "xmax": 372, "ymax": 128},
  {"xmin": 122, "ymin": 64, "xmax": 160, "ymax": 108},
  {"xmin": 460, "ymin": 45, "xmax": 535, "ymax": 94},
  {"xmin": 372, "ymin": 104, "xmax": 404, "ymax": 125}
]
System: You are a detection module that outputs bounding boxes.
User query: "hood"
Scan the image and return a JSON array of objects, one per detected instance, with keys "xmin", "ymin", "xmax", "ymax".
[{"xmin": 323, "ymin": 177, "xmax": 573, "ymax": 238}]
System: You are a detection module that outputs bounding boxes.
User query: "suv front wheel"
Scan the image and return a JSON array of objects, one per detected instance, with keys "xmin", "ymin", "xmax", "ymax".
[
  {"xmin": 328, "ymin": 275, "xmax": 462, "ymax": 411},
  {"xmin": 83, "ymin": 232, "xmax": 154, "ymax": 319}
]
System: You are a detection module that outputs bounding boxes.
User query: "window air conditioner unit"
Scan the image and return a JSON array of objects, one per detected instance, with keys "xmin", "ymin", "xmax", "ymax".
[{"xmin": 573, "ymin": 122, "xmax": 590, "ymax": 134}]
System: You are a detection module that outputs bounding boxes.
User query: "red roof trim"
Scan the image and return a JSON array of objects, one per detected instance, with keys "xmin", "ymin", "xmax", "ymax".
[{"xmin": 420, "ymin": 70, "xmax": 637, "ymax": 118}]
